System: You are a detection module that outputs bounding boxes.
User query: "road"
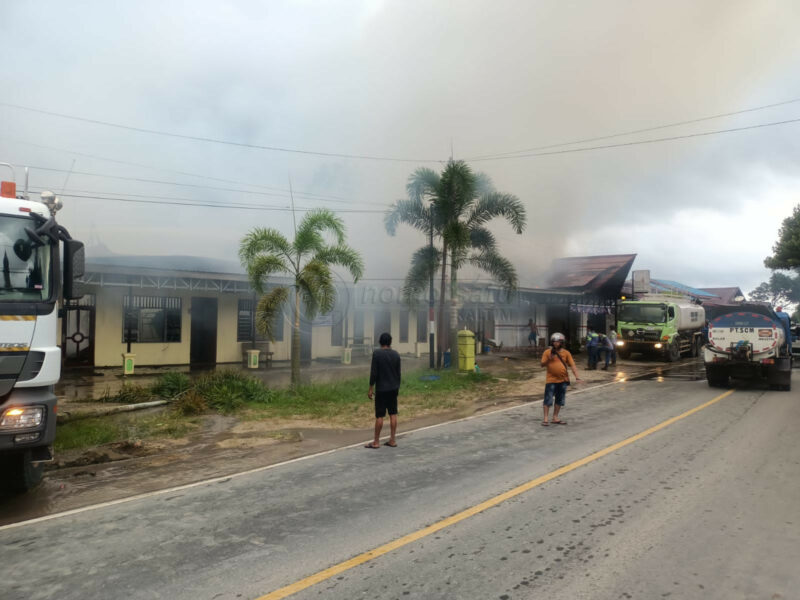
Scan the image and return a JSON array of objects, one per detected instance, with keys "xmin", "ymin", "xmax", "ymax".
[{"xmin": 1, "ymin": 365, "xmax": 798, "ymax": 600}]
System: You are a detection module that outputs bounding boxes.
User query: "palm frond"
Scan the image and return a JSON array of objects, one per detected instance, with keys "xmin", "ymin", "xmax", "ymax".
[
  {"xmin": 401, "ymin": 245, "xmax": 441, "ymax": 307},
  {"xmin": 313, "ymin": 244, "xmax": 365, "ymax": 282},
  {"xmin": 406, "ymin": 167, "xmax": 440, "ymax": 203},
  {"xmin": 467, "ymin": 192, "xmax": 527, "ymax": 234},
  {"xmin": 255, "ymin": 287, "xmax": 290, "ymax": 341},
  {"xmin": 469, "ymin": 250, "xmax": 518, "ymax": 291},
  {"xmin": 384, "ymin": 197, "xmax": 433, "ymax": 236},
  {"xmin": 468, "ymin": 226, "xmax": 497, "ymax": 253},
  {"xmin": 296, "ymin": 259, "xmax": 336, "ymax": 318},
  {"xmin": 246, "ymin": 255, "xmax": 290, "ymax": 294},
  {"xmin": 239, "ymin": 228, "xmax": 293, "ymax": 266},
  {"xmin": 439, "ymin": 160, "xmax": 477, "ymax": 216},
  {"xmin": 295, "ymin": 209, "xmax": 345, "ymax": 255}
]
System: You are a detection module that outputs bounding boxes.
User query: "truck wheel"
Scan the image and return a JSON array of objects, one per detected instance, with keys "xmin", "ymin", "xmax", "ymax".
[
  {"xmin": 667, "ymin": 340, "xmax": 680, "ymax": 362},
  {"xmin": 705, "ymin": 366, "xmax": 728, "ymax": 388},
  {"xmin": 618, "ymin": 349, "xmax": 631, "ymax": 360},
  {"xmin": 0, "ymin": 450, "xmax": 44, "ymax": 493}
]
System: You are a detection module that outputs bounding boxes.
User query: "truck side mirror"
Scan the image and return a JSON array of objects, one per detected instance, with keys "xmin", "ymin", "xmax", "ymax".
[
  {"xmin": 668, "ymin": 307, "xmax": 675, "ymax": 319},
  {"xmin": 63, "ymin": 239, "xmax": 85, "ymax": 300}
]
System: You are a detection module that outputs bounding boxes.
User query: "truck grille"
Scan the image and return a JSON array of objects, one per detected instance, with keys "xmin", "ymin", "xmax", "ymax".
[{"xmin": 621, "ymin": 328, "xmax": 661, "ymax": 342}]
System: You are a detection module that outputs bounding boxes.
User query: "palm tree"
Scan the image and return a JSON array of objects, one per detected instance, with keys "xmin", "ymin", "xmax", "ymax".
[
  {"xmin": 386, "ymin": 160, "xmax": 526, "ymax": 366},
  {"xmin": 239, "ymin": 209, "xmax": 364, "ymax": 385}
]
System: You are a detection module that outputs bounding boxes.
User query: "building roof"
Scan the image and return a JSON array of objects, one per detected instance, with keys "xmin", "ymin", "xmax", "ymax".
[
  {"xmin": 699, "ymin": 287, "xmax": 745, "ymax": 304},
  {"xmin": 650, "ymin": 279, "xmax": 718, "ymax": 299},
  {"xmin": 87, "ymin": 254, "xmax": 245, "ymax": 276},
  {"xmin": 546, "ymin": 254, "xmax": 637, "ymax": 297}
]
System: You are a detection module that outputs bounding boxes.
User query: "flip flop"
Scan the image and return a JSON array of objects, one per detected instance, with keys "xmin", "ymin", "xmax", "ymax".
[
  {"xmin": 551, "ymin": 420, "xmax": 568, "ymax": 425},
  {"xmin": 383, "ymin": 441, "xmax": 397, "ymax": 447},
  {"xmin": 541, "ymin": 421, "xmax": 549, "ymax": 426},
  {"xmin": 365, "ymin": 443, "xmax": 380, "ymax": 449}
]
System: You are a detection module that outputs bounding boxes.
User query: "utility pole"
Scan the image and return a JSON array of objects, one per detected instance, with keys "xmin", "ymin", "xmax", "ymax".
[{"xmin": 429, "ymin": 220, "xmax": 435, "ymax": 369}]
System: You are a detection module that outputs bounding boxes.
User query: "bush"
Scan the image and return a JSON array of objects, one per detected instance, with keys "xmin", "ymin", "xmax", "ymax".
[
  {"xmin": 171, "ymin": 389, "xmax": 207, "ymax": 416},
  {"xmin": 114, "ymin": 381, "xmax": 153, "ymax": 404},
  {"xmin": 152, "ymin": 372, "xmax": 191, "ymax": 399},
  {"xmin": 195, "ymin": 370, "xmax": 273, "ymax": 414}
]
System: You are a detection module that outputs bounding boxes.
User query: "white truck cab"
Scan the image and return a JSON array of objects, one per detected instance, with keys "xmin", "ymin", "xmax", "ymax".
[{"xmin": 0, "ymin": 165, "xmax": 84, "ymax": 491}]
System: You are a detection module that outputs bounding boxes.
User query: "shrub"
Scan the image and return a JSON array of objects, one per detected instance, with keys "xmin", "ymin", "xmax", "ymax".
[
  {"xmin": 114, "ymin": 381, "xmax": 153, "ymax": 404},
  {"xmin": 152, "ymin": 372, "xmax": 191, "ymax": 399},
  {"xmin": 194, "ymin": 370, "xmax": 273, "ymax": 414},
  {"xmin": 171, "ymin": 389, "xmax": 207, "ymax": 416}
]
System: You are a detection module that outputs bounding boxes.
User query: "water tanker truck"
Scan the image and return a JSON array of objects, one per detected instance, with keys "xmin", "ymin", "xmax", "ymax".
[
  {"xmin": 0, "ymin": 164, "xmax": 84, "ymax": 492},
  {"xmin": 615, "ymin": 294, "xmax": 705, "ymax": 362},
  {"xmin": 703, "ymin": 305, "xmax": 792, "ymax": 391}
]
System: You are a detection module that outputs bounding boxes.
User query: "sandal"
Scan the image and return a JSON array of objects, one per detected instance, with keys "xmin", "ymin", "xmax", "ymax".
[
  {"xmin": 384, "ymin": 441, "xmax": 397, "ymax": 447},
  {"xmin": 551, "ymin": 420, "xmax": 567, "ymax": 425},
  {"xmin": 541, "ymin": 421, "xmax": 549, "ymax": 426},
  {"xmin": 364, "ymin": 443, "xmax": 380, "ymax": 449}
]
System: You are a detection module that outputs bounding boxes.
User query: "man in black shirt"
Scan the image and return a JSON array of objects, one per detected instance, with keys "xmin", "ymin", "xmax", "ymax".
[{"xmin": 366, "ymin": 332, "xmax": 402, "ymax": 448}]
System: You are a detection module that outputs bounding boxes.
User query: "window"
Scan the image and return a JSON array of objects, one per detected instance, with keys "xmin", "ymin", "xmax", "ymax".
[
  {"xmin": 354, "ymin": 311, "xmax": 364, "ymax": 341},
  {"xmin": 237, "ymin": 298, "xmax": 284, "ymax": 342},
  {"xmin": 330, "ymin": 311, "xmax": 344, "ymax": 346},
  {"xmin": 123, "ymin": 296, "xmax": 181, "ymax": 343},
  {"xmin": 399, "ymin": 310, "xmax": 409, "ymax": 343},
  {"xmin": 417, "ymin": 309, "xmax": 428, "ymax": 343}
]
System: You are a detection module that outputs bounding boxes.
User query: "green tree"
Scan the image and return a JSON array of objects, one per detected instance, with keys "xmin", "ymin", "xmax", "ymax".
[
  {"xmin": 239, "ymin": 209, "xmax": 363, "ymax": 385},
  {"xmin": 749, "ymin": 272, "xmax": 800, "ymax": 311},
  {"xmin": 765, "ymin": 204, "xmax": 800, "ymax": 270},
  {"xmin": 386, "ymin": 160, "xmax": 526, "ymax": 366}
]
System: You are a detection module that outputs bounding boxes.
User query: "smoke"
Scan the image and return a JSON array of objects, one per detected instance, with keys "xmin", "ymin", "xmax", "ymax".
[{"xmin": 1, "ymin": 1, "xmax": 800, "ymax": 295}]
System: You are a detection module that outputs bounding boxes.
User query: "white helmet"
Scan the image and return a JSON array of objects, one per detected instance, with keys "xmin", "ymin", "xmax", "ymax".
[{"xmin": 550, "ymin": 332, "xmax": 565, "ymax": 343}]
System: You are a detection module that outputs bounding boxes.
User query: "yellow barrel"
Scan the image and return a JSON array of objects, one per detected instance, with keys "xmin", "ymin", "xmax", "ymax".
[{"xmin": 457, "ymin": 329, "xmax": 476, "ymax": 372}]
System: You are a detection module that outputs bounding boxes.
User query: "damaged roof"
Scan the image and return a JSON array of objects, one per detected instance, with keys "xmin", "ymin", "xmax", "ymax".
[{"xmin": 546, "ymin": 254, "xmax": 637, "ymax": 296}]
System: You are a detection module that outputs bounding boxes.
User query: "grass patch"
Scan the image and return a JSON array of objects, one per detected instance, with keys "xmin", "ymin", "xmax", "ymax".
[
  {"xmin": 244, "ymin": 369, "xmax": 497, "ymax": 426},
  {"xmin": 55, "ymin": 412, "xmax": 200, "ymax": 452}
]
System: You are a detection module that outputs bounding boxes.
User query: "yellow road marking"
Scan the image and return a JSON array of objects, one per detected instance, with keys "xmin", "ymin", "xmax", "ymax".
[{"xmin": 258, "ymin": 389, "xmax": 736, "ymax": 600}]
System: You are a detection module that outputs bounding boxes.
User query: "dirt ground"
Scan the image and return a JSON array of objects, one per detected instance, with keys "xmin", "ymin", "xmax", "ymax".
[{"xmin": 1, "ymin": 353, "xmax": 660, "ymax": 525}]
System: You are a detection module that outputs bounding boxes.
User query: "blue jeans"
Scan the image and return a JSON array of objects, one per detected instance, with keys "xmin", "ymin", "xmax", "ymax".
[{"xmin": 543, "ymin": 382, "xmax": 568, "ymax": 407}]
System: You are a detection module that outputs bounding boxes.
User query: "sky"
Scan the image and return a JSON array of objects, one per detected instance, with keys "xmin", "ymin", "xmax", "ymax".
[{"xmin": 2, "ymin": 0, "xmax": 800, "ymax": 296}]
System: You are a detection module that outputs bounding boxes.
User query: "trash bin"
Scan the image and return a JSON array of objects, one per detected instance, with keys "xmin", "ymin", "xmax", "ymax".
[
  {"xmin": 122, "ymin": 353, "xmax": 136, "ymax": 376},
  {"xmin": 246, "ymin": 349, "xmax": 261, "ymax": 369},
  {"xmin": 457, "ymin": 329, "xmax": 476, "ymax": 372},
  {"xmin": 341, "ymin": 347, "xmax": 352, "ymax": 365},
  {"xmin": 443, "ymin": 350, "xmax": 452, "ymax": 369}
]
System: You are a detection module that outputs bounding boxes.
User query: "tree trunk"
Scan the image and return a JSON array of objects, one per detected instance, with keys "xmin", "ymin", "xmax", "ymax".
[
  {"xmin": 291, "ymin": 286, "xmax": 301, "ymax": 386},
  {"xmin": 437, "ymin": 239, "xmax": 448, "ymax": 368}
]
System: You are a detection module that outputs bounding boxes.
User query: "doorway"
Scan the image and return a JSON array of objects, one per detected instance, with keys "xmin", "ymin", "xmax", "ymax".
[{"xmin": 190, "ymin": 297, "xmax": 218, "ymax": 366}]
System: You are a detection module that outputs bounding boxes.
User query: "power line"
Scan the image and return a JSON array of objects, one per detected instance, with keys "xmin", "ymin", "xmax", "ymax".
[
  {"xmin": 44, "ymin": 190, "xmax": 388, "ymax": 213},
  {"xmin": 466, "ymin": 116, "xmax": 800, "ymax": 162},
  {"xmin": 0, "ymin": 101, "xmax": 444, "ymax": 164},
  {"xmin": 19, "ymin": 164, "xmax": 389, "ymax": 207},
  {"xmin": 0, "ymin": 134, "xmax": 351, "ymax": 201},
  {"xmin": 465, "ymin": 96, "xmax": 800, "ymax": 160}
]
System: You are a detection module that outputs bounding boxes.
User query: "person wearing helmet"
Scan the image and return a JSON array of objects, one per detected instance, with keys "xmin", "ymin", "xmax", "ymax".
[{"xmin": 540, "ymin": 332, "xmax": 582, "ymax": 426}]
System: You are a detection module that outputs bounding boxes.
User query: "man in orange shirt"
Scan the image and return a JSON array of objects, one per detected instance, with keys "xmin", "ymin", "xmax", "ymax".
[{"xmin": 540, "ymin": 332, "xmax": 582, "ymax": 426}]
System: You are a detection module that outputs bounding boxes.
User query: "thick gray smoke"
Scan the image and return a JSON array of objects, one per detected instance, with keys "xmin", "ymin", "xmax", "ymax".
[{"xmin": 1, "ymin": 1, "xmax": 799, "ymax": 293}]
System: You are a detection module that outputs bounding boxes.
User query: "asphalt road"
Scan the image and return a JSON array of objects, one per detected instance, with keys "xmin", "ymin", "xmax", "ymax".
[{"xmin": 1, "ymin": 365, "xmax": 798, "ymax": 600}]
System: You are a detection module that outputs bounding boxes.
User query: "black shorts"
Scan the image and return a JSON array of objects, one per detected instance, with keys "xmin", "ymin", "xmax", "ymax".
[{"xmin": 375, "ymin": 389, "xmax": 399, "ymax": 418}]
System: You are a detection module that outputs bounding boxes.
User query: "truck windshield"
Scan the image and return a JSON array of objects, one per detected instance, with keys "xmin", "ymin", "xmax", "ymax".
[
  {"xmin": 0, "ymin": 214, "xmax": 52, "ymax": 302},
  {"xmin": 619, "ymin": 303, "xmax": 667, "ymax": 323}
]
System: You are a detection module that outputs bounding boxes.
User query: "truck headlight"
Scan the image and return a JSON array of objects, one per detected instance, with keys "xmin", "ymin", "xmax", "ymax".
[
  {"xmin": 616, "ymin": 341, "xmax": 624, "ymax": 347},
  {"xmin": 0, "ymin": 406, "xmax": 45, "ymax": 429},
  {"xmin": 654, "ymin": 343, "xmax": 663, "ymax": 349}
]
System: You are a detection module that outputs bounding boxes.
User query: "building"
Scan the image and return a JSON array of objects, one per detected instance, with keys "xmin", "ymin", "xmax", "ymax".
[{"xmin": 64, "ymin": 253, "xmax": 637, "ymax": 369}]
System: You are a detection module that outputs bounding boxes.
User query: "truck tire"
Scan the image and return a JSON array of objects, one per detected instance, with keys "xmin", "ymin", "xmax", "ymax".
[
  {"xmin": 0, "ymin": 450, "xmax": 44, "ymax": 493},
  {"xmin": 705, "ymin": 366, "xmax": 728, "ymax": 388},
  {"xmin": 667, "ymin": 340, "xmax": 680, "ymax": 362},
  {"xmin": 618, "ymin": 348, "xmax": 631, "ymax": 360}
]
